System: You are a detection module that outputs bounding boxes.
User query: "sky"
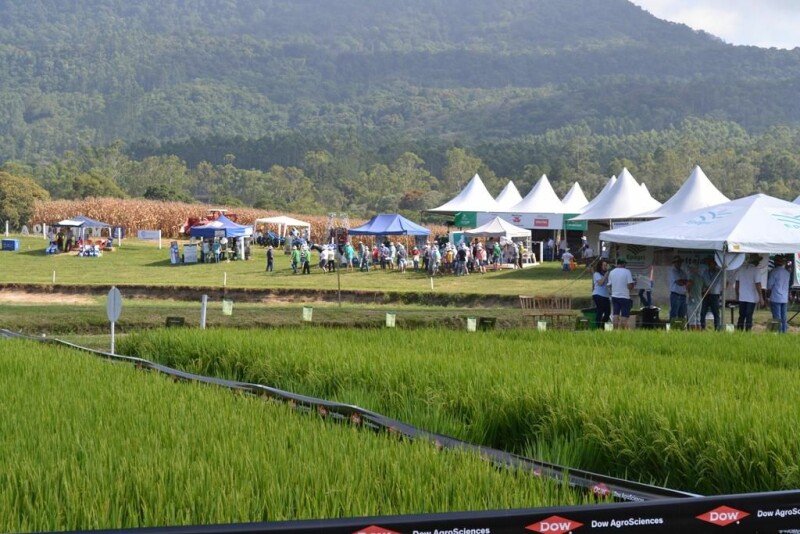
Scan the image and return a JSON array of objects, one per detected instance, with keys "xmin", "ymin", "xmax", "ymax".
[{"xmin": 631, "ymin": 0, "xmax": 800, "ymax": 49}]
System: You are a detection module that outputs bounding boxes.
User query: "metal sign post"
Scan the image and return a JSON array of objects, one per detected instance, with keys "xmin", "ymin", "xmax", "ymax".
[{"xmin": 106, "ymin": 286, "xmax": 122, "ymax": 354}]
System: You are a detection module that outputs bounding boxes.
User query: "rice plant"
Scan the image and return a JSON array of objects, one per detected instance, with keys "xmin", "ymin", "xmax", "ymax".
[
  {"xmin": 0, "ymin": 339, "xmax": 590, "ymax": 532},
  {"xmin": 119, "ymin": 327, "xmax": 800, "ymax": 495}
]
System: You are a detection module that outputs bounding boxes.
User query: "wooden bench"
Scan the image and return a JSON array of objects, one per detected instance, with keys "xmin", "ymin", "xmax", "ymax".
[{"xmin": 519, "ymin": 295, "xmax": 575, "ymax": 329}]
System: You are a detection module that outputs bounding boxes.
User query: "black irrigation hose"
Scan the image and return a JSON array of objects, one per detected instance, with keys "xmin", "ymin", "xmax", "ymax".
[{"xmin": 2, "ymin": 328, "xmax": 696, "ymax": 503}]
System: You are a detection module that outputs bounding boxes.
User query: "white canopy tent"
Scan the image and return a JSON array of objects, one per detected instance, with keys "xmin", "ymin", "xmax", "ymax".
[
  {"xmin": 572, "ymin": 168, "xmax": 661, "ymax": 222},
  {"xmin": 600, "ymin": 194, "xmax": 800, "ymax": 314},
  {"xmin": 636, "ymin": 165, "xmax": 730, "ymax": 219},
  {"xmin": 570, "ymin": 169, "xmax": 662, "ymax": 254},
  {"xmin": 429, "ymin": 173, "xmax": 500, "ymax": 214},
  {"xmin": 561, "ymin": 182, "xmax": 589, "ymax": 212},
  {"xmin": 600, "ymin": 194, "xmax": 800, "ymax": 254},
  {"xmin": 464, "ymin": 216, "xmax": 531, "ymax": 239},
  {"xmin": 507, "ymin": 174, "xmax": 565, "ymax": 214},
  {"xmin": 254, "ymin": 215, "xmax": 311, "ymax": 239},
  {"xmin": 578, "ymin": 175, "xmax": 616, "ymax": 214},
  {"xmin": 794, "ymin": 194, "xmax": 800, "ymax": 205},
  {"xmin": 494, "ymin": 181, "xmax": 523, "ymax": 209},
  {"xmin": 480, "ymin": 174, "xmax": 566, "ymax": 233}
]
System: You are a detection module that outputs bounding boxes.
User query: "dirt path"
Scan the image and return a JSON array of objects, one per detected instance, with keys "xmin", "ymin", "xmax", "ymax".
[{"xmin": 0, "ymin": 291, "xmax": 96, "ymax": 305}]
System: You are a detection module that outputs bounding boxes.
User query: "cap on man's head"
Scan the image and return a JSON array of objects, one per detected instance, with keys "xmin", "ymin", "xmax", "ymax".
[
  {"xmin": 672, "ymin": 255, "xmax": 683, "ymax": 263},
  {"xmin": 616, "ymin": 257, "xmax": 627, "ymax": 264}
]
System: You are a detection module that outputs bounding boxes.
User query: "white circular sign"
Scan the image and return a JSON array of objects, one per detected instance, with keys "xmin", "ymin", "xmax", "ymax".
[{"xmin": 106, "ymin": 287, "xmax": 122, "ymax": 322}]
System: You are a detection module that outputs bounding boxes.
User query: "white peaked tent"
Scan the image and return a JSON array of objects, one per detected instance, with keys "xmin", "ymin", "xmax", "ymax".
[
  {"xmin": 429, "ymin": 173, "xmax": 500, "ymax": 214},
  {"xmin": 561, "ymin": 182, "xmax": 589, "ymax": 212},
  {"xmin": 600, "ymin": 194, "xmax": 800, "ymax": 253},
  {"xmin": 494, "ymin": 181, "xmax": 523, "ymax": 208},
  {"xmin": 636, "ymin": 166, "xmax": 730, "ymax": 219},
  {"xmin": 579, "ymin": 175, "xmax": 616, "ymax": 213},
  {"xmin": 794, "ymin": 194, "xmax": 800, "ymax": 204},
  {"xmin": 571, "ymin": 168, "xmax": 661, "ymax": 221},
  {"xmin": 464, "ymin": 216, "xmax": 531, "ymax": 238},
  {"xmin": 254, "ymin": 215, "xmax": 311, "ymax": 238},
  {"xmin": 508, "ymin": 174, "xmax": 566, "ymax": 213}
]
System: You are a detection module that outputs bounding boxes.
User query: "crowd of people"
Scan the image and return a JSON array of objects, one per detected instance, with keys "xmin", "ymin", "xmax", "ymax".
[
  {"xmin": 589, "ymin": 252, "xmax": 794, "ymax": 332},
  {"xmin": 270, "ymin": 237, "xmax": 529, "ymax": 277}
]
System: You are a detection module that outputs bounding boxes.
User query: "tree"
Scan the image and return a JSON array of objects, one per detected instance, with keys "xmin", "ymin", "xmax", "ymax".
[
  {"xmin": 0, "ymin": 172, "xmax": 50, "ymax": 230},
  {"xmin": 441, "ymin": 148, "xmax": 482, "ymax": 196}
]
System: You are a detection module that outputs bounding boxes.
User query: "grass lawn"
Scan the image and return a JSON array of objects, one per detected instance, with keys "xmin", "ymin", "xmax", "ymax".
[{"xmin": 0, "ymin": 235, "xmax": 590, "ymax": 296}]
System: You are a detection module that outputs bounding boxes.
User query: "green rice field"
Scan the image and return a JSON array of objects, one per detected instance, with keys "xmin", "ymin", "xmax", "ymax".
[
  {"xmin": 0, "ymin": 339, "xmax": 594, "ymax": 532},
  {"xmin": 118, "ymin": 327, "xmax": 800, "ymax": 496}
]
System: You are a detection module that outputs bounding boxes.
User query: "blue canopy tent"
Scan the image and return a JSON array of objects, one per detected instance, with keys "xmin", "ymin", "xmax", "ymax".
[
  {"xmin": 55, "ymin": 215, "xmax": 112, "ymax": 230},
  {"xmin": 188, "ymin": 214, "xmax": 253, "ymax": 238},
  {"xmin": 55, "ymin": 214, "xmax": 113, "ymax": 241},
  {"xmin": 349, "ymin": 214, "xmax": 431, "ymax": 236},
  {"xmin": 189, "ymin": 214, "xmax": 253, "ymax": 262}
]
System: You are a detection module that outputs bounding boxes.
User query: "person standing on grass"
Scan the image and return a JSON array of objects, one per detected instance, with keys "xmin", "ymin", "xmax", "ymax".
[
  {"xmin": 700, "ymin": 256, "xmax": 722, "ymax": 330},
  {"xmin": 358, "ymin": 241, "xmax": 370, "ymax": 272},
  {"xmin": 290, "ymin": 245, "xmax": 300, "ymax": 274},
  {"xmin": 397, "ymin": 243, "xmax": 407, "ymax": 273},
  {"xmin": 561, "ymin": 249, "xmax": 574, "ymax": 271},
  {"xmin": 735, "ymin": 254, "xmax": 764, "ymax": 331},
  {"xmin": 608, "ymin": 257, "xmax": 634, "ymax": 329},
  {"xmin": 668, "ymin": 255, "xmax": 689, "ymax": 320},
  {"xmin": 345, "ymin": 241, "xmax": 355, "ymax": 272},
  {"xmin": 686, "ymin": 261, "xmax": 704, "ymax": 330},
  {"xmin": 767, "ymin": 255, "xmax": 791, "ymax": 333},
  {"xmin": 592, "ymin": 259, "xmax": 611, "ymax": 328},
  {"xmin": 266, "ymin": 245, "xmax": 274, "ymax": 272},
  {"xmin": 301, "ymin": 246, "xmax": 311, "ymax": 274}
]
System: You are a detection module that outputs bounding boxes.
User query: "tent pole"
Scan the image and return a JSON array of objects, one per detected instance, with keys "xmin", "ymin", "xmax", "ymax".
[{"xmin": 721, "ymin": 243, "xmax": 728, "ymax": 329}]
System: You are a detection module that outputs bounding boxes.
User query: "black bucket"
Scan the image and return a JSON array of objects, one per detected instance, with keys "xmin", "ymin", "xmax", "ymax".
[{"xmin": 640, "ymin": 306, "xmax": 660, "ymax": 329}]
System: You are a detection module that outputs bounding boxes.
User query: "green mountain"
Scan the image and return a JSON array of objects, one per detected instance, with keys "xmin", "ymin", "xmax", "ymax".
[
  {"xmin": 2, "ymin": 0, "xmax": 800, "ymax": 212},
  {"xmin": 3, "ymin": 0, "xmax": 800, "ymax": 164}
]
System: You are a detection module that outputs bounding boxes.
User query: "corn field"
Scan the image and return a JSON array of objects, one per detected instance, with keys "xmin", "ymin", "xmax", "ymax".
[
  {"xmin": 119, "ymin": 327, "xmax": 800, "ymax": 496},
  {"xmin": 0, "ymin": 339, "xmax": 592, "ymax": 532},
  {"xmin": 31, "ymin": 198, "xmax": 448, "ymax": 239}
]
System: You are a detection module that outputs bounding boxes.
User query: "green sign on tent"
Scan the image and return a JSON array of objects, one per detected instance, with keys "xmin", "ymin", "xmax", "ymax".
[
  {"xmin": 563, "ymin": 214, "xmax": 587, "ymax": 231},
  {"xmin": 454, "ymin": 212, "xmax": 477, "ymax": 227}
]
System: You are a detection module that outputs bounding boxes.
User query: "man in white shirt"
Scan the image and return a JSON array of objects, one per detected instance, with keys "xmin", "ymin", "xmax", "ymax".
[
  {"xmin": 668, "ymin": 255, "xmax": 689, "ymax": 320},
  {"xmin": 608, "ymin": 257, "xmax": 635, "ymax": 329},
  {"xmin": 735, "ymin": 254, "xmax": 765, "ymax": 331},
  {"xmin": 767, "ymin": 255, "xmax": 791, "ymax": 333}
]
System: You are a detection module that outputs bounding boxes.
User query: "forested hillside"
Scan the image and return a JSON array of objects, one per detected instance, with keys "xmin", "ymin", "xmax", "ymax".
[{"xmin": 2, "ymin": 0, "xmax": 800, "ymax": 218}]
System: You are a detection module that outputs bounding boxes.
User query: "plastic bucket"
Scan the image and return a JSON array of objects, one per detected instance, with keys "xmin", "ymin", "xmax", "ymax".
[
  {"xmin": 466, "ymin": 317, "xmax": 477, "ymax": 332},
  {"xmin": 222, "ymin": 299, "xmax": 233, "ymax": 316},
  {"xmin": 385, "ymin": 312, "xmax": 396, "ymax": 328},
  {"xmin": 302, "ymin": 306, "xmax": 313, "ymax": 322},
  {"xmin": 580, "ymin": 307, "xmax": 597, "ymax": 330}
]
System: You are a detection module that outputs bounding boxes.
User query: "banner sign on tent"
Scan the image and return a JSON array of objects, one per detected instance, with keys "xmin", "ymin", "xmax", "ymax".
[
  {"xmin": 454, "ymin": 212, "xmax": 477, "ymax": 227},
  {"xmin": 563, "ymin": 213, "xmax": 588, "ymax": 231},
  {"xmin": 480, "ymin": 212, "xmax": 563, "ymax": 229},
  {"xmin": 611, "ymin": 220, "xmax": 641, "ymax": 229}
]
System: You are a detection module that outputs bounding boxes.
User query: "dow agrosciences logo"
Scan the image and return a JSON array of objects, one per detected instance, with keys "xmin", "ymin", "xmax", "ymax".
[
  {"xmin": 527, "ymin": 515, "xmax": 584, "ymax": 533},
  {"xmin": 697, "ymin": 505, "xmax": 750, "ymax": 526}
]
